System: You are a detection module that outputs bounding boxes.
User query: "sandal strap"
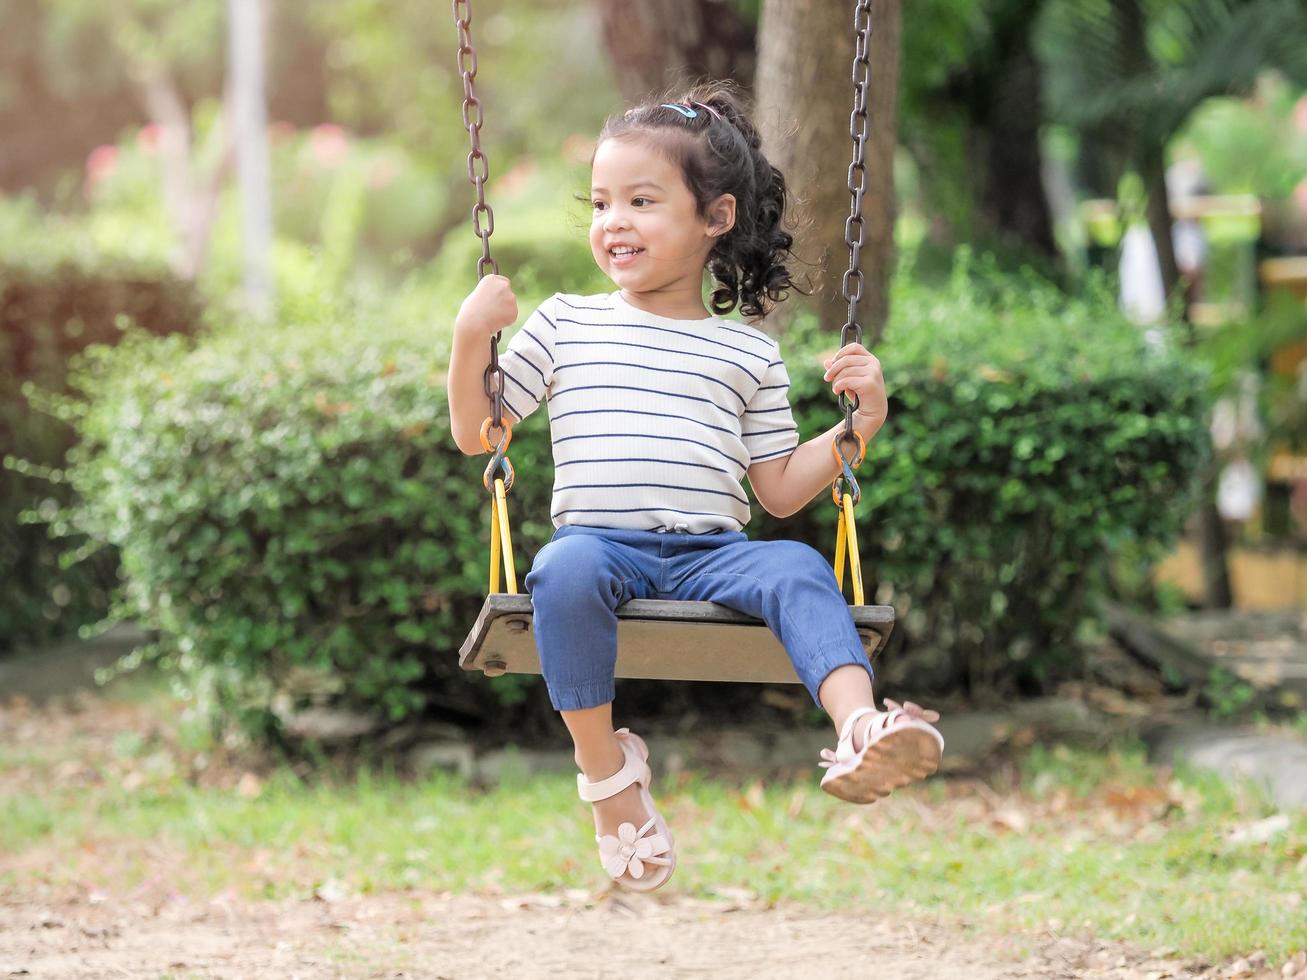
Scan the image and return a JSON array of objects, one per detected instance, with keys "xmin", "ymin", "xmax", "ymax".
[{"xmin": 577, "ymin": 743, "xmax": 646, "ymax": 803}]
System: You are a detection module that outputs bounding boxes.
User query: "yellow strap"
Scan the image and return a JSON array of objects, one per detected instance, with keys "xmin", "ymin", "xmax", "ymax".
[
  {"xmin": 842, "ymin": 491, "xmax": 864, "ymax": 605},
  {"xmin": 834, "ymin": 507, "xmax": 847, "ymax": 591},
  {"xmin": 488, "ymin": 488, "xmax": 501, "ymax": 594},
  {"xmin": 493, "ymin": 477, "xmax": 517, "ymax": 594}
]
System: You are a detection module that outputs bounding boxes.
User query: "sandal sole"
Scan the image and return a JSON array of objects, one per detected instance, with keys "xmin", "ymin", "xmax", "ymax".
[{"xmin": 820, "ymin": 726, "xmax": 942, "ymax": 805}]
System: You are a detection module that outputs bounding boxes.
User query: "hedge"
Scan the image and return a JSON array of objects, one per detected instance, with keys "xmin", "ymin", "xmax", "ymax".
[{"xmin": 56, "ymin": 259, "xmax": 1210, "ymax": 741}]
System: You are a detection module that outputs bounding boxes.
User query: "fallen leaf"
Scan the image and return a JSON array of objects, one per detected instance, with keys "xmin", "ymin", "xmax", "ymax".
[
  {"xmin": 236, "ymin": 772, "xmax": 262, "ymax": 799},
  {"xmin": 1227, "ymin": 814, "xmax": 1290, "ymax": 845}
]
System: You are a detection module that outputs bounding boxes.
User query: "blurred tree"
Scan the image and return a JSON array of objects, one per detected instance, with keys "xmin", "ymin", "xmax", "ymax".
[
  {"xmin": 45, "ymin": 0, "xmax": 233, "ymax": 280},
  {"xmin": 0, "ymin": 0, "xmax": 141, "ymax": 195},
  {"xmin": 0, "ymin": 0, "xmax": 331, "ymax": 198},
  {"xmin": 756, "ymin": 0, "xmax": 901, "ymax": 340},
  {"xmin": 1040, "ymin": 0, "xmax": 1307, "ymax": 610},
  {"xmin": 595, "ymin": 0, "xmax": 758, "ymax": 102},
  {"xmin": 895, "ymin": 0, "xmax": 1059, "ymax": 264},
  {"xmin": 1038, "ymin": 0, "xmax": 1307, "ymax": 312}
]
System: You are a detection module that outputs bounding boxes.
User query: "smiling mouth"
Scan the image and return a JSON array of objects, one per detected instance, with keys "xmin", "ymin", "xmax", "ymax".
[{"xmin": 609, "ymin": 247, "xmax": 644, "ymax": 265}]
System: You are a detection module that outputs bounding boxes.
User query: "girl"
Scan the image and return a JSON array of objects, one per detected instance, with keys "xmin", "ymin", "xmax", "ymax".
[{"xmin": 446, "ymin": 83, "xmax": 944, "ymax": 893}]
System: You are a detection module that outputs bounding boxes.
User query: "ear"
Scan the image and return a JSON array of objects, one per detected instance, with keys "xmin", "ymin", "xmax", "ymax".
[{"xmin": 705, "ymin": 193, "xmax": 736, "ymax": 238}]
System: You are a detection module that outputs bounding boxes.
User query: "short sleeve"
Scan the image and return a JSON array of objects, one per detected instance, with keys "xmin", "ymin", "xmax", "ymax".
[
  {"xmin": 496, "ymin": 294, "xmax": 558, "ymax": 425},
  {"xmin": 742, "ymin": 344, "xmax": 800, "ymax": 464}
]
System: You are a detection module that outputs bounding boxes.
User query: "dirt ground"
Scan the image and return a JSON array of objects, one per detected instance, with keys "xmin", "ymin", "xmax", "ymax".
[
  {"xmin": 2, "ymin": 883, "xmax": 1301, "ymax": 980},
  {"xmin": 1, "ymin": 676, "xmax": 1303, "ymax": 979}
]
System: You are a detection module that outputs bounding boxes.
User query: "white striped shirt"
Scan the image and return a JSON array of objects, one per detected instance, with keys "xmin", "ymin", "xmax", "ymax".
[{"xmin": 497, "ymin": 291, "xmax": 801, "ymax": 533}]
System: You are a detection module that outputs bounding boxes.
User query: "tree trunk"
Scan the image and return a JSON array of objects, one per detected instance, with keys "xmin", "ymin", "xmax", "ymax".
[
  {"xmin": 595, "ymin": 0, "xmax": 756, "ymax": 104},
  {"xmin": 968, "ymin": 21, "xmax": 1057, "ymax": 260},
  {"xmin": 756, "ymin": 0, "xmax": 900, "ymax": 341}
]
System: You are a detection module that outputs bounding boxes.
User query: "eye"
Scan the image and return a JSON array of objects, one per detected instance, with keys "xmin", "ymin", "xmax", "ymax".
[
  {"xmin": 632, "ymin": 197, "xmax": 651, "ymax": 207},
  {"xmin": 591, "ymin": 200, "xmax": 607, "ymax": 212}
]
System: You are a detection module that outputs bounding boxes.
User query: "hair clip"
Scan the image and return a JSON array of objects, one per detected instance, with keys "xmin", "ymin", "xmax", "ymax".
[
  {"xmin": 658, "ymin": 101, "xmax": 725, "ymax": 124},
  {"xmin": 660, "ymin": 103, "xmax": 698, "ymax": 119}
]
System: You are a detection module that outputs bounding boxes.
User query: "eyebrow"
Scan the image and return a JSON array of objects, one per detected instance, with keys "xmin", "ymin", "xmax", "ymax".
[{"xmin": 590, "ymin": 181, "xmax": 665, "ymax": 193}]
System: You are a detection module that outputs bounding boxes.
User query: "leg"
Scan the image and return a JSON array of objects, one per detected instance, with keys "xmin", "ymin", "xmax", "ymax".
[
  {"xmin": 818, "ymin": 664, "xmax": 877, "ymax": 747},
  {"xmin": 524, "ymin": 530, "xmax": 669, "ymax": 880},
  {"xmin": 524, "ymin": 530, "xmax": 651, "ymax": 712},
  {"xmin": 667, "ymin": 537, "xmax": 942, "ymax": 797},
  {"xmin": 668, "ymin": 538, "xmax": 878, "ymax": 725},
  {"xmin": 559, "ymin": 703, "xmax": 650, "ymax": 840}
]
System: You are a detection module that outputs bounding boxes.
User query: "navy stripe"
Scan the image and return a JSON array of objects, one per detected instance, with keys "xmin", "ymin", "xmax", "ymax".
[
  {"xmin": 555, "ymin": 482, "xmax": 749, "ymax": 505},
  {"xmin": 555, "ymin": 297, "xmax": 615, "ymax": 312},
  {"xmin": 554, "ymin": 456, "xmax": 734, "ymax": 475},
  {"xmin": 551, "ymin": 407, "xmax": 738, "ymax": 439},
  {"xmin": 745, "ymin": 406, "xmax": 791, "ymax": 414},
  {"xmin": 719, "ymin": 323, "xmax": 778, "ymax": 353},
  {"xmin": 756, "ymin": 383, "xmax": 789, "ymax": 391},
  {"xmin": 548, "ymin": 384, "xmax": 738, "ymax": 421},
  {"xmin": 751, "ymin": 445, "xmax": 796, "ymax": 462},
  {"xmin": 521, "ymin": 327, "xmax": 553, "ymax": 365},
  {"xmin": 551, "ymin": 506, "xmax": 741, "ymax": 523},
  {"xmin": 556, "ymin": 339, "xmax": 761, "ymax": 385},
  {"xmin": 742, "ymin": 427, "xmax": 798, "ymax": 438},
  {"xmin": 500, "ymin": 366, "xmax": 535, "ymax": 400},
  {"xmin": 558, "ymin": 316, "xmax": 772, "ymax": 366},
  {"xmin": 511, "ymin": 350, "xmax": 548, "ymax": 387},
  {"xmin": 553, "ymin": 432, "xmax": 747, "ymax": 469},
  {"xmin": 553, "ymin": 361, "xmax": 747, "ymax": 407},
  {"xmin": 502, "ymin": 391, "xmax": 524, "ymax": 421}
]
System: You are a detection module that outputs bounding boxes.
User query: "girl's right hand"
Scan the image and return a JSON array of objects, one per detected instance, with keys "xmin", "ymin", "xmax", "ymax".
[{"xmin": 456, "ymin": 274, "xmax": 518, "ymax": 339}]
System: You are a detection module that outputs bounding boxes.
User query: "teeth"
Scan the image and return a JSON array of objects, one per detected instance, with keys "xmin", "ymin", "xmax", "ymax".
[{"xmin": 611, "ymin": 247, "xmax": 641, "ymax": 256}]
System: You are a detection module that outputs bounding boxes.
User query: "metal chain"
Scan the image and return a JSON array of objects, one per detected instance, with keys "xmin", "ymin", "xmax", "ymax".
[
  {"xmin": 830, "ymin": 0, "xmax": 872, "ymax": 511},
  {"xmin": 453, "ymin": 0, "xmax": 504, "ymax": 431},
  {"xmin": 839, "ymin": 0, "xmax": 872, "ymax": 442}
]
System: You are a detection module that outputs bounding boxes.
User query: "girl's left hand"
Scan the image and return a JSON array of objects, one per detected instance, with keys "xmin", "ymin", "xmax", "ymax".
[{"xmin": 821, "ymin": 343, "xmax": 888, "ymax": 431}]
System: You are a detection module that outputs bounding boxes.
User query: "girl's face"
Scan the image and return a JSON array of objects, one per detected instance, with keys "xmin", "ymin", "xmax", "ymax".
[{"xmin": 588, "ymin": 136, "xmax": 734, "ymax": 302}]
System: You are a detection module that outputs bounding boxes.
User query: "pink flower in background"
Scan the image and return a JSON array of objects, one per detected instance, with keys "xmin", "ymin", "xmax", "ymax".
[
  {"xmin": 310, "ymin": 124, "xmax": 349, "ymax": 167},
  {"xmin": 1294, "ymin": 94, "xmax": 1307, "ymax": 135},
  {"xmin": 366, "ymin": 155, "xmax": 398, "ymax": 189},
  {"xmin": 1293, "ymin": 176, "xmax": 1307, "ymax": 218},
  {"xmin": 83, "ymin": 145, "xmax": 119, "ymax": 197},
  {"xmin": 137, "ymin": 124, "xmax": 162, "ymax": 154}
]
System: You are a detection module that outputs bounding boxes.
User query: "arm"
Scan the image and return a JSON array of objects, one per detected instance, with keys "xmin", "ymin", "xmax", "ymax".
[
  {"xmin": 747, "ymin": 340, "xmax": 888, "ymax": 518},
  {"xmin": 447, "ymin": 275, "xmax": 518, "ymax": 456},
  {"xmin": 748, "ymin": 411, "xmax": 883, "ymax": 518}
]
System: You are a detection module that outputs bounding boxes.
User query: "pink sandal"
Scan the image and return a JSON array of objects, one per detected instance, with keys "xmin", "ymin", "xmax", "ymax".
[
  {"xmin": 576, "ymin": 728, "xmax": 676, "ymax": 892},
  {"xmin": 818, "ymin": 699, "xmax": 944, "ymax": 804}
]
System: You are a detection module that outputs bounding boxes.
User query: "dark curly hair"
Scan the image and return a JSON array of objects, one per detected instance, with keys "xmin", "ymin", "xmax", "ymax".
[{"xmin": 595, "ymin": 80, "xmax": 804, "ymax": 320}]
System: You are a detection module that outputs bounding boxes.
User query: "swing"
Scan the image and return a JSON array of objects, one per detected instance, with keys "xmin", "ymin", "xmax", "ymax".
[{"xmin": 451, "ymin": 0, "xmax": 891, "ymax": 684}]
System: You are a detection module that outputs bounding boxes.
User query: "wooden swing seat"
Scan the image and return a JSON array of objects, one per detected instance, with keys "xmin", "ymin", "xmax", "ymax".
[{"xmin": 459, "ymin": 594, "xmax": 894, "ymax": 684}]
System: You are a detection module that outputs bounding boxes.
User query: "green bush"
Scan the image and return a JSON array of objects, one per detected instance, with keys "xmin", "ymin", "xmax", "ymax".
[
  {"xmin": 63, "ymin": 310, "xmax": 558, "ymax": 741},
  {"xmin": 59, "ymin": 253, "xmax": 1210, "ymax": 740},
  {"xmin": 767, "ymin": 253, "xmax": 1212, "ymax": 697},
  {"xmin": 0, "ymin": 226, "xmax": 202, "ymax": 652}
]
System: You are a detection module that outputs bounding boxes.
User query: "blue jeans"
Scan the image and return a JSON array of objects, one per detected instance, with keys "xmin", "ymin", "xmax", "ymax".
[{"xmin": 523, "ymin": 524, "xmax": 875, "ymax": 712}]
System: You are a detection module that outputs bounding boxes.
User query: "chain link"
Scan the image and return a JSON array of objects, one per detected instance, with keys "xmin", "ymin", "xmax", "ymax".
[
  {"xmin": 453, "ymin": 0, "xmax": 504, "ymax": 431},
  {"xmin": 839, "ymin": 0, "xmax": 872, "ymax": 445},
  {"xmin": 830, "ymin": 0, "xmax": 873, "ymax": 511}
]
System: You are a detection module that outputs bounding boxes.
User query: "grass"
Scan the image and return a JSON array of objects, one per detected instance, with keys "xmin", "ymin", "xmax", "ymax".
[{"xmin": 1, "ymin": 683, "xmax": 1305, "ymax": 971}]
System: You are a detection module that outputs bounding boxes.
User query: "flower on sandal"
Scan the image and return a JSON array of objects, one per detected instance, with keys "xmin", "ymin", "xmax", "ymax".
[{"xmin": 598, "ymin": 817, "xmax": 671, "ymax": 880}]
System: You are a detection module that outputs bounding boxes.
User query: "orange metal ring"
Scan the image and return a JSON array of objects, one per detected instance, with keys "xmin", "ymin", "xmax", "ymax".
[
  {"xmin": 831, "ymin": 430, "xmax": 865, "ymax": 469},
  {"xmin": 479, "ymin": 417, "xmax": 513, "ymax": 453}
]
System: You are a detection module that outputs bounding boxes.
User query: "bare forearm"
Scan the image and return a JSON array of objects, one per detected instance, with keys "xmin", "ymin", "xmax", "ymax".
[
  {"xmin": 772, "ymin": 413, "xmax": 883, "ymax": 518},
  {"xmin": 446, "ymin": 321, "xmax": 495, "ymax": 455}
]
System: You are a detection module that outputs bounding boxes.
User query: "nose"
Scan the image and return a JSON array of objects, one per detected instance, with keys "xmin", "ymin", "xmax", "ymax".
[{"xmin": 602, "ymin": 205, "xmax": 632, "ymax": 231}]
